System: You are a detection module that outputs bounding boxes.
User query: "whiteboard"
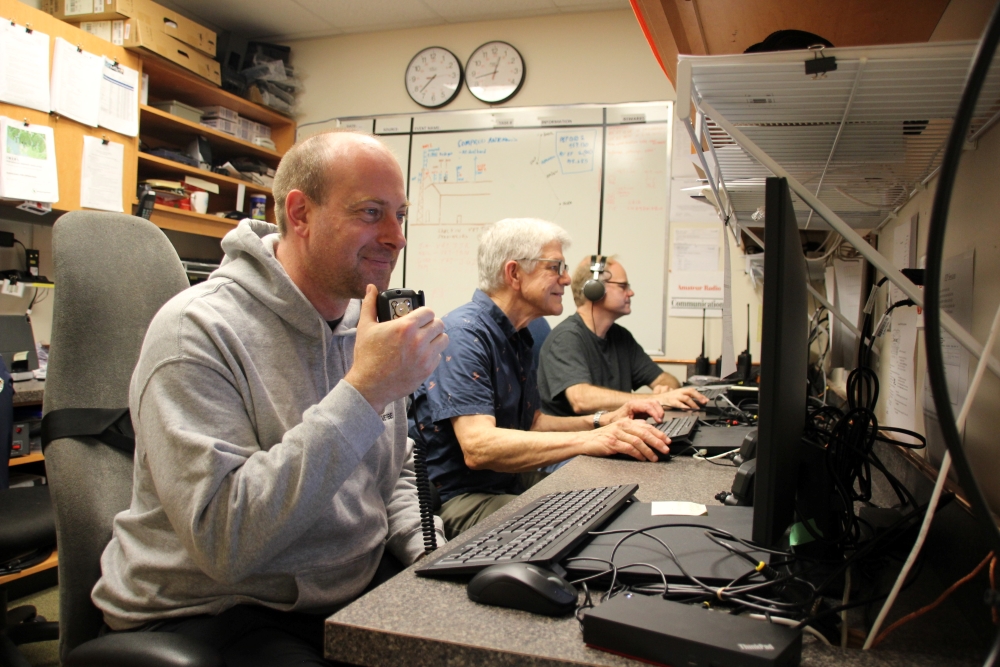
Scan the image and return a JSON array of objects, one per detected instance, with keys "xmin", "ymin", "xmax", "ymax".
[
  {"xmin": 406, "ymin": 127, "xmax": 604, "ymax": 320},
  {"xmin": 338, "ymin": 103, "xmax": 673, "ymax": 353}
]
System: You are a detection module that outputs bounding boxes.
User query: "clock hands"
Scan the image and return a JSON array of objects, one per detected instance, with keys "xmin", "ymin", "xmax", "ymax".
[
  {"xmin": 475, "ymin": 61, "xmax": 502, "ymax": 80},
  {"xmin": 419, "ymin": 74, "xmax": 437, "ymax": 93}
]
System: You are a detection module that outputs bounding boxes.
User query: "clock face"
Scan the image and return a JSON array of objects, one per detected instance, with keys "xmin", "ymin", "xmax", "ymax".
[
  {"xmin": 405, "ymin": 47, "xmax": 462, "ymax": 108},
  {"xmin": 465, "ymin": 41, "xmax": 525, "ymax": 104}
]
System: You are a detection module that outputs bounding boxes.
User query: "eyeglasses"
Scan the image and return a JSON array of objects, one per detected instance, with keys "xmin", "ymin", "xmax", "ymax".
[
  {"xmin": 604, "ymin": 280, "xmax": 631, "ymax": 291},
  {"xmin": 516, "ymin": 258, "xmax": 569, "ymax": 276}
]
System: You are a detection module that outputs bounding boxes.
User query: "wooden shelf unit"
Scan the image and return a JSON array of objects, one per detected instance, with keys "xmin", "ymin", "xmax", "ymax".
[
  {"xmin": 140, "ymin": 56, "xmax": 295, "ymax": 153},
  {"xmin": 138, "ymin": 55, "xmax": 295, "ymax": 232},
  {"xmin": 149, "ymin": 204, "xmax": 239, "ymax": 238}
]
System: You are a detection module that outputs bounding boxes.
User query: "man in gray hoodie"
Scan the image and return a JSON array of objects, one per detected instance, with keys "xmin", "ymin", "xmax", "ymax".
[{"xmin": 92, "ymin": 131, "xmax": 449, "ymax": 666}]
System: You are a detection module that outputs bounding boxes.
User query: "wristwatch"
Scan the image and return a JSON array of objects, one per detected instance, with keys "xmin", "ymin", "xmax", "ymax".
[{"xmin": 593, "ymin": 411, "xmax": 606, "ymax": 429}]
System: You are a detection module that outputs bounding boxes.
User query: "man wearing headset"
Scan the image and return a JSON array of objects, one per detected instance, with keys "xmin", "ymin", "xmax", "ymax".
[{"xmin": 538, "ymin": 254, "xmax": 707, "ymax": 418}]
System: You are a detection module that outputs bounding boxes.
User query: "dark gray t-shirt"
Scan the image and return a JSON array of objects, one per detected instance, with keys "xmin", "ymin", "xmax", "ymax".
[{"xmin": 538, "ymin": 313, "xmax": 663, "ymax": 417}]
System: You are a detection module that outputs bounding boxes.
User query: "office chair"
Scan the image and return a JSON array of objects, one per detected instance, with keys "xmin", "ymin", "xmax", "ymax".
[
  {"xmin": 43, "ymin": 211, "xmax": 220, "ymax": 666},
  {"xmin": 0, "ymin": 356, "xmax": 60, "ymax": 667}
]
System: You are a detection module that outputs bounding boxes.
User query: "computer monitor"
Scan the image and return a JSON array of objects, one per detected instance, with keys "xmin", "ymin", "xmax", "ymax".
[{"xmin": 753, "ymin": 177, "xmax": 809, "ymax": 547}]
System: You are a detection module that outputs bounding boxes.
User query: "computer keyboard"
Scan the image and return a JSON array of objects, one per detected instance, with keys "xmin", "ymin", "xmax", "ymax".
[
  {"xmin": 416, "ymin": 484, "xmax": 638, "ymax": 578},
  {"xmin": 656, "ymin": 414, "xmax": 698, "ymax": 440}
]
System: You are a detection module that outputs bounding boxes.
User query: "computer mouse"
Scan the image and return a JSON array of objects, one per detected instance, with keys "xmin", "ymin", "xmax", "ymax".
[{"xmin": 467, "ymin": 563, "xmax": 578, "ymax": 616}]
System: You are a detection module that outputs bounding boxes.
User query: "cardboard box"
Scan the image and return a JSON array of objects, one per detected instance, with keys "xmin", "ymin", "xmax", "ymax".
[
  {"xmin": 78, "ymin": 19, "xmax": 125, "ymax": 44},
  {"xmin": 48, "ymin": 0, "xmax": 216, "ymax": 57},
  {"xmin": 45, "ymin": 0, "xmax": 135, "ymax": 22},
  {"xmin": 124, "ymin": 18, "xmax": 221, "ymax": 86},
  {"xmin": 131, "ymin": 0, "xmax": 215, "ymax": 57}
]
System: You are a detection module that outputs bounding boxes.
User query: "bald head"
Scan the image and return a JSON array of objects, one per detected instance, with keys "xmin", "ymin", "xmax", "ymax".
[
  {"xmin": 571, "ymin": 254, "xmax": 620, "ymax": 306},
  {"xmin": 273, "ymin": 130, "xmax": 398, "ymax": 236}
]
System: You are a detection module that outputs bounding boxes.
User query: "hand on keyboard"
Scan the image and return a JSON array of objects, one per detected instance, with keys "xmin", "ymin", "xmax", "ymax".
[
  {"xmin": 605, "ymin": 396, "xmax": 666, "ymax": 424},
  {"xmin": 583, "ymin": 418, "xmax": 669, "ymax": 462},
  {"xmin": 655, "ymin": 386, "xmax": 709, "ymax": 411}
]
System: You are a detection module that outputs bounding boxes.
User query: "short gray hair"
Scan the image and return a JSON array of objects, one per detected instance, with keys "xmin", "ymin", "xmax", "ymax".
[{"xmin": 477, "ymin": 218, "xmax": 572, "ymax": 294}]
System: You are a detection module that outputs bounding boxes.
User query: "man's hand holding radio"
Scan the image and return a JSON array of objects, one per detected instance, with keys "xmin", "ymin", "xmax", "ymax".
[{"xmin": 346, "ymin": 285, "xmax": 449, "ymax": 414}]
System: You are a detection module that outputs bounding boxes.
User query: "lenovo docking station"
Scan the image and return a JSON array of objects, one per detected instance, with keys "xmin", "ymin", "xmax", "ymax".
[{"xmin": 583, "ymin": 593, "xmax": 802, "ymax": 667}]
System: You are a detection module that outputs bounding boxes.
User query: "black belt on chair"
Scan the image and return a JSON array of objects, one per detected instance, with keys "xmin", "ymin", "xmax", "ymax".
[{"xmin": 41, "ymin": 408, "xmax": 135, "ymax": 455}]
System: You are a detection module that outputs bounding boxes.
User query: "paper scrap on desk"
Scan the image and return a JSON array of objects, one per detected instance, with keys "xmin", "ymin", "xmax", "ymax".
[
  {"xmin": 80, "ymin": 135, "xmax": 124, "ymax": 212},
  {"xmin": 50, "ymin": 38, "xmax": 102, "ymax": 127},
  {"xmin": 0, "ymin": 117, "xmax": 59, "ymax": 202},
  {"xmin": 98, "ymin": 57, "xmax": 138, "ymax": 137},
  {"xmin": 651, "ymin": 501, "xmax": 707, "ymax": 516},
  {"xmin": 0, "ymin": 19, "xmax": 51, "ymax": 113}
]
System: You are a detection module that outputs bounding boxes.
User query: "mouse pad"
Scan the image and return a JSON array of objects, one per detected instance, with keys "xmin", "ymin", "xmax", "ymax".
[{"xmin": 562, "ymin": 503, "xmax": 768, "ymax": 586}]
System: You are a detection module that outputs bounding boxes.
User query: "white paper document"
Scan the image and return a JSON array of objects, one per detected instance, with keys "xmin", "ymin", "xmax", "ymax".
[
  {"xmin": 669, "ymin": 270, "xmax": 725, "ymax": 317},
  {"xmin": 922, "ymin": 249, "xmax": 973, "ymax": 417},
  {"xmin": 0, "ymin": 117, "xmax": 59, "ymax": 202},
  {"xmin": 826, "ymin": 259, "xmax": 864, "ymax": 369},
  {"xmin": 651, "ymin": 501, "xmax": 707, "ymax": 516},
  {"xmin": 890, "ymin": 215, "xmax": 918, "ymax": 304},
  {"xmin": 50, "ymin": 38, "xmax": 103, "ymax": 127},
  {"xmin": 98, "ymin": 57, "xmax": 138, "ymax": 137},
  {"xmin": 80, "ymin": 135, "xmax": 124, "ymax": 212},
  {"xmin": 885, "ymin": 307, "xmax": 920, "ymax": 443},
  {"xmin": 673, "ymin": 227, "xmax": 721, "ymax": 272},
  {"xmin": 0, "ymin": 19, "xmax": 51, "ymax": 113}
]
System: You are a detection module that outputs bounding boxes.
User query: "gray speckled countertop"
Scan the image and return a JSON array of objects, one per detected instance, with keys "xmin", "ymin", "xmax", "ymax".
[
  {"xmin": 326, "ymin": 454, "xmax": 983, "ymax": 667},
  {"xmin": 12, "ymin": 378, "xmax": 44, "ymax": 406}
]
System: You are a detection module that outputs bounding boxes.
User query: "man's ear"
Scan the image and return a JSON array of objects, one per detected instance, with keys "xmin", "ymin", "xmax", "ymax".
[
  {"xmin": 284, "ymin": 190, "xmax": 311, "ymax": 239},
  {"xmin": 502, "ymin": 259, "xmax": 522, "ymax": 291}
]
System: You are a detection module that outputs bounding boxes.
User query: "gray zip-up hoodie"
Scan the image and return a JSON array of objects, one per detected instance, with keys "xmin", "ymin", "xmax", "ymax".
[{"xmin": 93, "ymin": 220, "xmax": 441, "ymax": 630}]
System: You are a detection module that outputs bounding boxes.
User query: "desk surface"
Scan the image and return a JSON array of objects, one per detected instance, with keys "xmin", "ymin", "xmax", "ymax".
[
  {"xmin": 326, "ymin": 453, "xmax": 984, "ymax": 667},
  {"xmin": 12, "ymin": 378, "xmax": 45, "ymax": 406}
]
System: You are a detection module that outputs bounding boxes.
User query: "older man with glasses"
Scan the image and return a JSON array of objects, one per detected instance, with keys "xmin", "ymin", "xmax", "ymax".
[
  {"xmin": 537, "ymin": 255, "xmax": 707, "ymax": 420},
  {"xmin": 408, "ymin": 219, "xmax": 670, "ymax": 539}
]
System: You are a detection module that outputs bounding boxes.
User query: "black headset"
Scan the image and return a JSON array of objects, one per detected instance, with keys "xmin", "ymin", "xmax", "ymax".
[{"xmin": 582, "ymin": 254, "xmax": 608, "ymax": 302}]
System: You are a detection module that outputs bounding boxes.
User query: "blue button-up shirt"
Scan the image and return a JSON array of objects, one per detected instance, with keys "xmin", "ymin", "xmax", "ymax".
[{"xmin": 409, "ymin": 290, "xmax": 538, "ymax": 503}]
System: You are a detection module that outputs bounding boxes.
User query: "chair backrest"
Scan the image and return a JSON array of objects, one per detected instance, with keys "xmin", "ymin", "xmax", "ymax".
[{"xmin": 43, "ymin": 211, "xmax": 190, "ymax": 659}]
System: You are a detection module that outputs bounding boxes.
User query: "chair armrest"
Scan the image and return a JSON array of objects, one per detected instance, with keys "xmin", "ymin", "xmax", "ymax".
[{"xmin": 64, "ymin": 632, "xmax": 222, "ymax": 667}]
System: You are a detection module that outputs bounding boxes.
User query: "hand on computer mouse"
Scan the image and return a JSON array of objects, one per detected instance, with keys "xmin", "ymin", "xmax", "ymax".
[
  {"xmin": 657, "ymin": 387, "xmax": 708, "ymax": 411},
  {"xmin": 467, "ymin": 563, "xmax": 578, "ymax": 616}
]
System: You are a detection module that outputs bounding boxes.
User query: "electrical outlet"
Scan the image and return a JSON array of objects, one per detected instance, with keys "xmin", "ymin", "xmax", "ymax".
[
  {"xmin": 2, "ymin": 279, "xmax": 25, "ymax": 298},
  {"xmin": 25, "ymin": 249, "xmax": 39, "ymax": 276}
]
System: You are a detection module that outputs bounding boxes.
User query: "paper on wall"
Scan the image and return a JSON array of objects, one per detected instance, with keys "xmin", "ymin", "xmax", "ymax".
[
  {"xmin": 80, "ymin": 135, "xmax": 124, "ymax": 212},
  {"xmin": 0, "ymin": 19, "xmax": 51, "ymax": 113},
  {"xmin": 0, "ymin": 117, "xmax": 59, "ymax": 202},
  {"xmin": 50, "ymin": 37, "xmax": 102, "ymax": 127},
  {"xmin": 673, "ymin": 227, "xmax": 721, "ymax": 272},
  {"xmin": 890, "ymin": 214, "xmax": 918, "ymax": 304},
  {"xmin": 922, "ymin": 249, "xmax": 973, "ymax": 461},
  {"xmin": 826, "ymin": 258, "xmax": 864, "ymax": 368},
  {"xmin": 885, "ymin": 306, "xmax": 920, "ymax": 443},
  {"xmin": 669, "ymin": 225, "xmax": 723, "ymax": 317},
  {"xmin": 98, "ymin": 57, "xmax": 138, "ymax": 137}
]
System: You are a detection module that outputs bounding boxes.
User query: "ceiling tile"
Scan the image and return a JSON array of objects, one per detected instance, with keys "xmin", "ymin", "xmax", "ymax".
[
  {"xmin": 294, "ymin": 0, "xmax": 442, "ymax": 32},
  {"xmin": 420, "ymin": 0, "xmax": 558, "ymax": 22},
  {"xmin": 160, "ymin": 0, "xmax": 336, "ymax": 38}
]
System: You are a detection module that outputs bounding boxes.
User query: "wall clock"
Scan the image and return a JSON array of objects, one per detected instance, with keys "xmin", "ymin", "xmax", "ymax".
[
  {"xmin": 405, "ymin": 47, "xmax": 463, "ymax": 108},
  {"xmin": 465, "ymin": 41, "xmax": 525, "ymax": 104}
]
